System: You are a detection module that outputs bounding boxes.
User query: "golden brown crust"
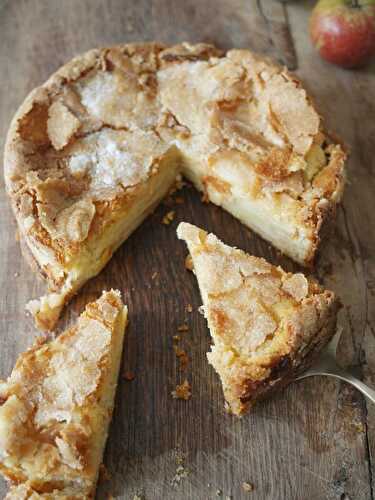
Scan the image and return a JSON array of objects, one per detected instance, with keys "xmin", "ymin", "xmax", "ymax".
[
  {"xmin": 0, "ymin": 290, "xmax": 127, "ymax": 498},
  {"xmin": 5, "ymin": 482, "xmax": 80, "ymax": 499},
  {"xmin": 159, "ymin": 42, "xmax": 222, "ymax": 63},
  {"xmin": 4, "ymin": 42, "xmax": 347, "ymax": 330},
  {"xmin": 177, "ymin": 222, "xmax": 340, "ymax": 415},
  {"xmin": 217, "ymin": 292, "xmax": 339, "ymax": 415}
]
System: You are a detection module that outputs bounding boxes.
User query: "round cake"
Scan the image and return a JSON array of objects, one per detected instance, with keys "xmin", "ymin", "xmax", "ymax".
[{"xmin": 3, "ymin": 42, "xmax": 346, "ymax": 330}]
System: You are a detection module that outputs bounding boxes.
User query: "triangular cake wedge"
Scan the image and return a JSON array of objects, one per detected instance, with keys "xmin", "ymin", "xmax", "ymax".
[
  {"xmin": 0, "ymin": 290, "xmax": 127, "ymax": 498},
  {"xmin": 177, "ymin": 222, "xmax": 340, "ymax": 415}
]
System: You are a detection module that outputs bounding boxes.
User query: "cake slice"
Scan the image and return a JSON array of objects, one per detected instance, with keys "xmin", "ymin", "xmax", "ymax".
[
  {"xmin": 0, "ymin": 290, "xmax": 127, "ymax": 498},
  {"xmin": 177, "ymin": 222, "xmax": 340, "ymax": 415}
]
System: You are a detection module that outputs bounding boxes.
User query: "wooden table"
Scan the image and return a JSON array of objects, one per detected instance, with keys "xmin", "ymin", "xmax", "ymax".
[{"xmin": 1, "ymin": 1, "xmax": 375, "ymax": 499}]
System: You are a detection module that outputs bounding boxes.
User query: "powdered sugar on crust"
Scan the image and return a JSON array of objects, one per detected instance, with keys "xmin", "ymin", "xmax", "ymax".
[
  {"xmin": 68, "ymin": 128, "xmax": 168, "ymax": 194},
  {"xmin": 75, "ymin": 68, "xmax": 159, "ymax": 130},
  {"xmin": 77, "ymin": 71, "xmax": 117, "ymax": 118}
]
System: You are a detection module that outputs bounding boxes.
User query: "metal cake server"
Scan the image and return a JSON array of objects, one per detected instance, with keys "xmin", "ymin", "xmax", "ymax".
[{"xmin": 295, "ymin": 327, "xmax": 375, "ymax": 404}]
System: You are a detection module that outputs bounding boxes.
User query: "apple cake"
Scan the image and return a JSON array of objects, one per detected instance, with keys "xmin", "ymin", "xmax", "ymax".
[
  {"xmin": 177, "ymin": 222, "xmax": 340, "ymax": 415},
  {"xmin": 4, "ymin": 42, "xmax": 346, "ymax": 330},
  {"xmin": 0, "ymin": 290, "xmax": 127, "ymax": 498}
]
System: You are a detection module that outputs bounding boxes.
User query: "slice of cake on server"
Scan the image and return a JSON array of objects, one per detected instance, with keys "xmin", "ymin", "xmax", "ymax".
[{"xmin": 177, "ymin": 222, "xmax": 340, "ymax": 415}]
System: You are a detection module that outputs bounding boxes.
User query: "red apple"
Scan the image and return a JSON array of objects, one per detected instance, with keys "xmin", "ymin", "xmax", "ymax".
[{"xmin": 310, "ymin": 0, "xmax": 375, "ymax": 68}]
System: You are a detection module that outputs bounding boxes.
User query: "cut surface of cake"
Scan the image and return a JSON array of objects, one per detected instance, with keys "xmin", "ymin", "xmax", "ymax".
[
  {"xmin": 177, "ymin": 222, "xmax": 340, "ymax": 415},
  {"xmin": 4, "ymin": 42, "xmax": 346, "ymax": 329},
  {"xmin": 0, "ymin": 290, "xmax": 127, "ymax": 498}
]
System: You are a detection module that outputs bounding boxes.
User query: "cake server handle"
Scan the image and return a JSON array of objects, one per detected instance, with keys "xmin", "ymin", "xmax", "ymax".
[{"xmin": 295, "ymin": 327, "xmax": 375, "ymax": 404}]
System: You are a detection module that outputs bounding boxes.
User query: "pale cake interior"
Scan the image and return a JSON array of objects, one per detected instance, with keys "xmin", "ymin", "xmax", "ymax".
[
  {"xmin": 0, "ymin": 290, "xmax": 127, "ymax": 498},
  {"xmin": 4, "ymin": 42, "xmax": 346, "ymax": 330},
  {"xmin": 177, "ymin": 222, "xmax": 339, "ymax": 415}
]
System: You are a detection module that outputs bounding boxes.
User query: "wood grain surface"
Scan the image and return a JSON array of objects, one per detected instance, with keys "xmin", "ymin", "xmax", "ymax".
[{"xmin": 1, "ymin": 1, "xmax": 375, "ymax": 499}]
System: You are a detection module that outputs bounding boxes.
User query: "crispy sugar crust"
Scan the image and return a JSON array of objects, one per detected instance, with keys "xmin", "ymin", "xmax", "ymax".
[
  {"xmin": 4, "ymin": 42, "xmax": 346, "ymax": 330},
  {"xmin": 177, "ymin": 222, "xmax": 340, "ymax": 415},
  {"xmin": 0, "ymin": 290, "xmax": 127, "ymax": 498}
]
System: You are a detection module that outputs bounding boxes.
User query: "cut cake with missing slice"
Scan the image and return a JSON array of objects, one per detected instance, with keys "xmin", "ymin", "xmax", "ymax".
[
  {"xmin": 4, "ymin": 42, "xmax": 346, "ymax": 331},
  {"xmin": 177, "ymin": 222, "xmax": 340, "ymax": 415}
]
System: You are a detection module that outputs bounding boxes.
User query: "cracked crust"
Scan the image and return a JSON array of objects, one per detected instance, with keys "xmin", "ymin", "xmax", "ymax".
[
  {"xmin": 4, "ymin": 42, "xmax": 346, "ymax": 330},
  {"xmin": 5, "ymin": 482, "xmax": 77, "ymax": 499},
  {"xmin": 0, "ymin": 290, "xmax": 127, "ymax": 498},
  {"xmin": 177, "ymin": 222, "xmax": 340, "ymax": 415}
]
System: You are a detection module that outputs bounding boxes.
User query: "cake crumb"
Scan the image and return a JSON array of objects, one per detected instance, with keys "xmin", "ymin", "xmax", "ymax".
[
  {"xmin": 173, "ymin": 335, "xmax": 180, "ymax": 342},
  {"xmin": 242, "ymin": 481, "xmax": 254, "ymax": 492},
  {"xmin": 216, "ymin": 489, "xmax": 222, "ymax": 496},
  {"xmin": 151, "ymin": 271, "xmax": 158, "ymax": 280},
  {"xmin": 162, "ymin": 210, "xmax": 175, "ymax": 225},
  {"xmin": 14, "ymin": 272, "xmax": 19, "ymax": 278},
  {"xmin": 123, "ymin": 371, "xmax": 136, "ymax": 381},
  {"xmin": 177, "ymin": 323, "xmax": 189, "ymax": 332},
  {"xmin": 185, "ymin": 254, "xmax": 193, "ymax": 271},
  {"xmin": 171, "ymin": 464, "xmax": 189, "ymax": 486},
  {"xmin": 186, "ymin": 304, "xmax": 193, "ymax": 313},
  {"xmin": 171, "ymin": 380, "xmax": 191, "ymax": 400},
  {"xmin": 173, "ymin": 346, "xmax": 189, "ymax": 369}
]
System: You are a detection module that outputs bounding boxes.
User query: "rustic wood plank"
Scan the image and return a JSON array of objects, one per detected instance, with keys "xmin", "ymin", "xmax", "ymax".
[
  {"xmin": 257, "ymin": 0, "xmax": 298, "ymax": 69},
  {"xmin": 288, "ymin": 4, "xmax": 375, "ymax": 500},
  {"xmin": 0, "ymin": 1, "xmax": 374, "ymax": 499}
]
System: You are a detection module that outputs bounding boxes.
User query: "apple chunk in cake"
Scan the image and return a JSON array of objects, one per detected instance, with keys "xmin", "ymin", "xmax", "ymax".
[
  {"xmin": 177, "ymin": 222, "xmax": 340, "ymax": 415},
  {"xmin": 0, "ymin": 290, "xmax": 127, "ymax": 498}
]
